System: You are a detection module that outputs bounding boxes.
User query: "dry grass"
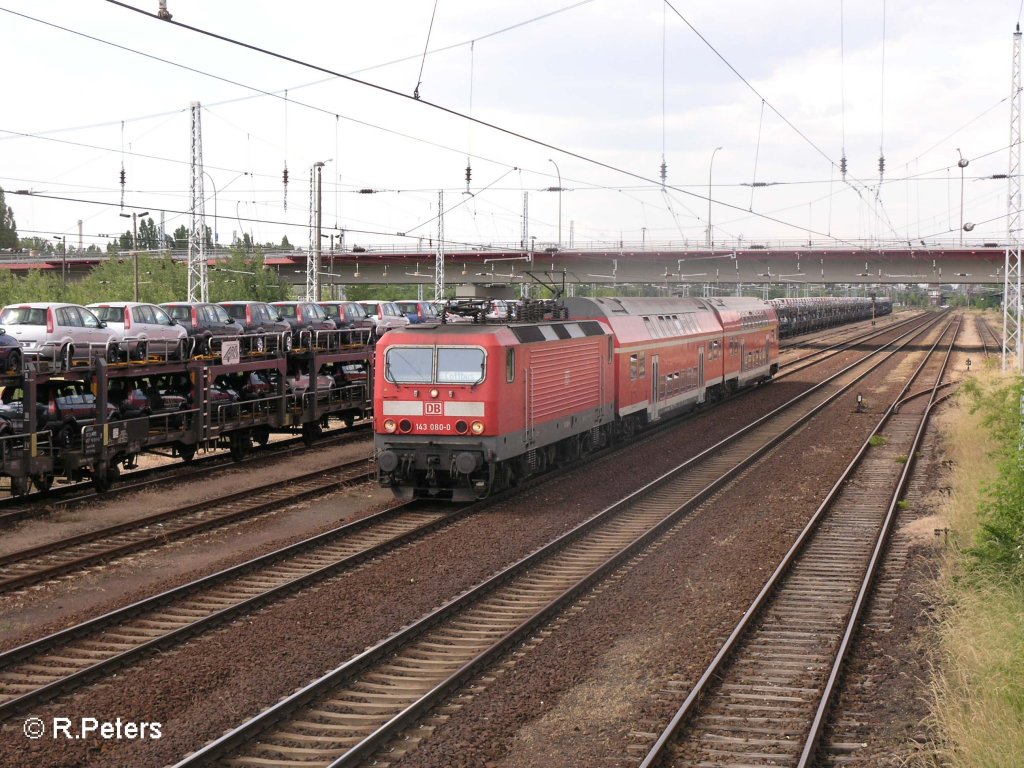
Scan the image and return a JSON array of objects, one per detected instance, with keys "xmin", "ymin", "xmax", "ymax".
[{"xmin": 923, "ymin": 365, "xmax": 1024, "ymax": 767}]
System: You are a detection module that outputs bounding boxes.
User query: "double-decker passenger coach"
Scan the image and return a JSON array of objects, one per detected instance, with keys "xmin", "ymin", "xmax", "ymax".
[{"xmin": 374, "ymin": 318, "xmax": 615, "ymax": 500}]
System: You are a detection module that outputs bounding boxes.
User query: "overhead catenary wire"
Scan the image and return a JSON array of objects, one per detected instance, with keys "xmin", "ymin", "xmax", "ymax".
[{"xmin": 97, "ymin": 0, "xmax": 870, "ymax": 247}]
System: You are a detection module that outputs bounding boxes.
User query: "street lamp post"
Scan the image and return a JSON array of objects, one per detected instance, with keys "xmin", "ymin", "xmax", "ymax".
[
  {"xmin": 202, "ymin": 171, "xmax": 219, "ymax": 249},
  {"xmin": 956, "ymin": 149, "xmax": 969, "ymax": 246},
  {"xmin": 53, "ymin": 235, "xmax": 66, "ymax": 296},
  {"xmin": 120, "ymin": 211, "xmax": 150, "ymax": 301},
  {"xmin": 708, "ymin": 146, "xmax": 723, "ymax": 250},
  {"xmin": 548, "ymin": 158, "xmax": 562, "ymax": 248}
]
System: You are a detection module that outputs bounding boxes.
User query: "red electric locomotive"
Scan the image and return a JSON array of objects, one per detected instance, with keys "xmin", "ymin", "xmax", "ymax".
[
  {"xmin": 374, "ymin": 316, "xmax": 615, "ymax": 500},
  {"xmin": 374, "ymin": 296, "xmax": 779, "ymax": 501}
]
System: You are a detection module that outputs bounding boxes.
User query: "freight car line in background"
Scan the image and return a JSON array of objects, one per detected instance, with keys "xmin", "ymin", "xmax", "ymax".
[
  {"xmin": 638, "ymin": 316, "xmax": 959, "ymax": 768},
  {"xmin": 169, "ymin": 312, "xmax": 944, "ymax": 768}
]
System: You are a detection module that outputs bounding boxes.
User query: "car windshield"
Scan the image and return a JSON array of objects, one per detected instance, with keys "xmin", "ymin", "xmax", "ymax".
[
  {"xmin": 384, "ymin": 347, "xmax": 433, "ymax": 383},
  {"xmin": 0, "ymin": 307, "xmax": 46, "ymax": 325},
  {"xmin": 91, "ymin": 306, "xmax": 125, "ymax": 323}
]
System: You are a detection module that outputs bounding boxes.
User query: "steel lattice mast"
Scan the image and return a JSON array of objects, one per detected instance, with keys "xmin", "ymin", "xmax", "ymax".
[
  {"xmin": 435, "ymin": 190, "xmax": 445, "ymax": 300},
  {"xmin": 1006, "ymin": 25, "xmax": 1024, "ymax": 372},
  {"xmin": 187, "ymin": 102, "xmax": 208, "ymax": 302}
]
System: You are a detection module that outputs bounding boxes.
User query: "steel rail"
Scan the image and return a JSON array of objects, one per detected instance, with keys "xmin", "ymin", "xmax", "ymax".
[
  {"xmin": 797, "ymin": 319, "xmax": 960, "ymax": 767},
  {"xmin": 638, "ymin": 315, "xmax": 960, "ymax": 768},
  {"xmin": 169, "ymin": 313, "xmax": 945, "ymax": 768},
  {"xmin": 777, "ymin": 311, "xmax": 927, "ymax": 378},
  {"xmin": 0, "ymin": 459, "xmax": 373, "ymax": 593},
  {"xmin": 0, "ymin": 500, "xmax": 467, "ymax": 719},
  {"xmin": 0, "ymin": 421, "xmax": 372, "ymax": 525}
]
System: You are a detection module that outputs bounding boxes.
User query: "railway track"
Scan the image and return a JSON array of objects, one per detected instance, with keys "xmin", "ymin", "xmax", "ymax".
[
  {"xmin": 0, "ymin": 420, "xmax": 373, "ymax": 527},
  {"xmin": 777, "ymin": 311, "xmax": 925, "ymax": 377},
  {"xmin": 0, "ymin": 458, "xmax": 374, "ymax": 594},
  {"xmin": 0, "ymin": 500, "xmax": 470, "ymax": 719},
  {"xmin": 637, "ymin": 316, "xmax": 959, "ymax": 768},
  {"xmin": 975, "ymin": 314, "xmax": 1002, "ymax": 358},
  {"xmin": 167, "ymin": 313, "xmax": 947, "ymax": 767}
]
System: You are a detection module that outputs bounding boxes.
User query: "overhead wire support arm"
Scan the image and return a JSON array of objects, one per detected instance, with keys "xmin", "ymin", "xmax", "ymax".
[{"xmin": 414, "ymin": 0, "xmax": 440, "ymax": 99}]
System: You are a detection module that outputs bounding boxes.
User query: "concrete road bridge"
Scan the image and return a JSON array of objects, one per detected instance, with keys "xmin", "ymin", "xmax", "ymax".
[{"xmin": 3, "ymin": 239, "xmax": 1015, "ymax": 293}]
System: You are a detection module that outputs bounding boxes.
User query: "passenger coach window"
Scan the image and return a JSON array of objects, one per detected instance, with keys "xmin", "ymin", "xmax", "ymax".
[
  {"xmin": 437, "ymin": 347, "xmax": 485, "ymax": 384},
  {"xmin": 385, "ymin": 347, "xmax": 434, "ymax": 383}
]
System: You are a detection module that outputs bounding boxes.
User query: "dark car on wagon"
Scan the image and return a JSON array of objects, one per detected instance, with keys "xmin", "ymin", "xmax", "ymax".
[
  {"xmin": 218, "ymin": 301, "xmax": 294, "ymax": 353},
  {"xmin": 160, "ymin": 302, "xmax": 243, "ymax": 356},
  {"xmin": 0, "ymin": 381, "xmax": 118, "ymax": 448},
  {"xmin": 270, "ymin": 301, "xmax": 336, "ymax": 346}
]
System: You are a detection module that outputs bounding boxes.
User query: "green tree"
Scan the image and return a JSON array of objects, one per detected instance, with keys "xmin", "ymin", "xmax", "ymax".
[
  {"xmin": 0, "ymin": 187, "xmax": 17, "ymax": 250},
  {"xmin": 137, "ymin": 217, "xmax": 160, "ymax": 250},
  {"xmin": 173, "ymin": 225, "xmax": 188, "ymax": 250},
  {"xmin": 280, "ymin": 235, "xmax": 291, "ymax": 249},
  {"xmin": 208, "ymin": 246, "xmax": 289, "ymax": 302},
  {"xmin": 18, "ymin": 237, "xmax": 52, "ymax": 254}
]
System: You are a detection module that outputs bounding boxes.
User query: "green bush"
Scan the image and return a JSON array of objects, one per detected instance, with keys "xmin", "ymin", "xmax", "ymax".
[{"xmin": 964, "ymin": 378, "xmax": 1024, "ymax": 581}]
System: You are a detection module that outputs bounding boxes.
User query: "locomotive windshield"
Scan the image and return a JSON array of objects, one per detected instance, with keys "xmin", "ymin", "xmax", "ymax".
[
  {"xmin": 384, "ymin": 347, "xmax": 433, "ymax": 383},
  {"xmin": 384, "ymin": 346, "xmax": 485, "ymax": 384},
  {"xmin": 437, "ymin": 347, "xmax": 485, "ymax": 384}
]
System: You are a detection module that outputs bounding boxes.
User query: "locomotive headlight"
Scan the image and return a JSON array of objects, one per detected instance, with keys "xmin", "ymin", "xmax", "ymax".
[
  {"xmin": 430, "ymin": 388, "xmax": 439, "ymax": 398},
  {"xmin": 383, "ymin": 418, "xmax": 397, "ymax": 433},
  {"xmin": 470, "ymin": 420, "xmax": 485, "ymax": 435}
]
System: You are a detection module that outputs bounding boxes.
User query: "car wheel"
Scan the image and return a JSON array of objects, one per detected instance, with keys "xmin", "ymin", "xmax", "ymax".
[
  {"xmin": 93, "ymin": 463, "xmax": 120, "ymax": 493},
  {"xmin": 55, "ymin": 423, "xmax": 75, "ymax": 450},
  {"xmin": 106, "ymin": 344, "xmax": 119, "ymax": 364},
  {"xmin": 32, "ymin": 473, "xmax": 54, "ymax": 493},
  {"xmin": 284, "ymin": 333, "xmax": 293, "ymax": 353},
  {"xmin": 61, "ymin": 344, "xmax": 74, "ymax": 370},
  {"xmin": 135, "ymin": 341, "xmax": 148, "ymax": 361},
  {"xmin": 7, "ymin": 349, "xmax": 21, "ymax": 374},
  {"xmin": 199, "ymin": 335, "xmax": 212, "ymax": 356},
  {"xmin": 9, "ymin": 475, "xmax": 30, "ymax": 497},
  {"xmin": 255, "ymin": 335, "xmax": 266, "ymax": 353},
  {"xmin": 229, "ymin": 432, "xmax": 251, "ymax": 462},
  {"xmin": 254, "ymin": 426, "xmax": 270, "ymax": 446}
]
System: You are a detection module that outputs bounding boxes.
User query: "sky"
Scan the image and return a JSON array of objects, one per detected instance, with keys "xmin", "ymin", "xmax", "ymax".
[{"xmin": 2, "ymin": 0, "xmax": 1023, "ymax": 257}]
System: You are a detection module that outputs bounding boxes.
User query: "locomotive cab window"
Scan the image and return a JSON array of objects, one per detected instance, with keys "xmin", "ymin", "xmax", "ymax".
[
  {"xmin": 437, "ymin": 347, "xmax": 485, "ymax": 384},
  {"xmin": 384, "ymin": 347, "xmax": 434, "ymax": 384},
  {"xmin": 506, "ymin": 348, "xmax": 515, "ymax": 383}
]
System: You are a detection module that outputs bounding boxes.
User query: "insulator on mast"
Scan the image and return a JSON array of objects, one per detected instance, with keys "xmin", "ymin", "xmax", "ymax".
[
  {"xmin": 840, "ymin": 155, "xmax": 847, "ymax": 179},
  {"xmin": 119, "ymin": 165, "xmax": 126, "ymax": 209},
  {"xmin": 282, "ymin": 165, "xmax": 289, "ymax": 211},
  {"xmin": 878, "ymin": 155, "xmax": 885, "ymax": 176},
  {"xmin": 465, "ymin": 163, "xmax": 472, "ymax": 192},
  {"xmin": 660, "ymin": 157, "xmax": 667, "ymax": 185}
]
